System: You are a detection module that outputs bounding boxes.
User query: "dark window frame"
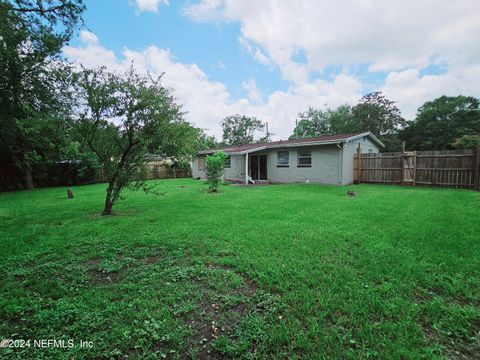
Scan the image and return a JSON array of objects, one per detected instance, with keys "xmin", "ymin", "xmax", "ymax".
[
  {"xmin": 276, "ymin": 150, "xmax": 289, "ymax": 168},
  {"xmin": 224, "ymin": 155, "xmax": 231, "ymax": 168},
  {"xmin": 297, "ymin": 149, "xmax": 312, "ymax": 168}
]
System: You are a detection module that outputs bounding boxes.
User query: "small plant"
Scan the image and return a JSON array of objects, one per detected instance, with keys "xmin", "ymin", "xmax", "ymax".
[{"xmin": 205, "ymin": 152, "xmax": 227, "ymax": 192}]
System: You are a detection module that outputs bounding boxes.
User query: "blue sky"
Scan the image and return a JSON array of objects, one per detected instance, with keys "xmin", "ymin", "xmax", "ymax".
[
  {"xmin": 64, "ymin": 0, "xmax": 480, "ymax": 139},
  {"xmin": 72, "ymin": 0, "xmax": 288, "ymax": 100}
]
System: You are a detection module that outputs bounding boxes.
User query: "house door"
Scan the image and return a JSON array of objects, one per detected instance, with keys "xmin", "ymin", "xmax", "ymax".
[{"xmin": 250, "ymin": 155, "xmax": 267, "ymax": 180}]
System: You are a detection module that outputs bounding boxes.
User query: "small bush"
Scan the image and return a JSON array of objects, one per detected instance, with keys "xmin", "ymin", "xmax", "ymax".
[{"xmin": 205, "ymin": 152, "xmax": 227, "ymax": 192}]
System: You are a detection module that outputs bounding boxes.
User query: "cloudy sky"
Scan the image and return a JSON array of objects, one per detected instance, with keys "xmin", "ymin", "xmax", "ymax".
[{"xmin": 63, "ymin": 0, "xmax": 480, "ymax": 140}]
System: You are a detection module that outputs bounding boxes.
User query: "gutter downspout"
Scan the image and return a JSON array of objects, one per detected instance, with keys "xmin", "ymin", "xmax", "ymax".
[{"xmin": 337, "ymin": 143, "xmax": 343, "ymax": 185}]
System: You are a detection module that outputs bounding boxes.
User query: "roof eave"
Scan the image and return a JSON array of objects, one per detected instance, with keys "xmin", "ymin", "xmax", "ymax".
[
  {"xmin": 198, "ymin": 139, "xmax": 348, "ymax": 155},
  {"xmin": 196, "ymin": 132, "xmax": 384, "ymax": 155},
  {"xmin": 344, "ymin": 132, "xmax": 385, "ymax": 148}
]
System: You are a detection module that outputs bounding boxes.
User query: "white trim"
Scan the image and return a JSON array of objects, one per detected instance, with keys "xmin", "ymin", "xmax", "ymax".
[{"xmin": 344, "ymin": 132, "xmax": 385, "ymax": 148}]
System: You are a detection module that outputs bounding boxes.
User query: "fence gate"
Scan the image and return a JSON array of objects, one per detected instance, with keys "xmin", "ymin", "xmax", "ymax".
[{"xmin": 402, "ymin": 151, "xmax": 415, "ymax": 185}]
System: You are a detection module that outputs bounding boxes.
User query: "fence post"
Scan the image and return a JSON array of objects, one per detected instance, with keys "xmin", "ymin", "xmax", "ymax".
[
  {"xmin": 475, "ymin": 141, "xmax": 480, "ymax": 191},
  {"xmin": 412, "ymin": 150, "xmax": 417, "ymax": 186}
]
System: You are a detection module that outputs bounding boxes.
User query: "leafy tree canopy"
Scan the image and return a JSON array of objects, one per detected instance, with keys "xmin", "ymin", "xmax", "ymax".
[
  {"xmin": 221, "ymin": 114, "xmax": 264, "ymax": 146},
  {"xmin": 291, "ymin": 92, "xmax": 405, "ymax": 151},
  {"xmin": 0, "ymin": 0, "xmax": 85, "ymax": 189},
  {"xmin": 196, "ymin": 129, "xmax": 218, "ymax": 150},
  {"xmin": 399, "ymin": 95, "xmax": 480, "ymax": 150},
  {"xmin": 351, "ymin": 91, "xmax": 406, "ymax": 137},
  {"xmin": 74, "ymin": 66, "xmax": 197, "ymax": 215},
  {"xmin": 291, "ymin": 105, "xmax": 354, "ymax": 139}
]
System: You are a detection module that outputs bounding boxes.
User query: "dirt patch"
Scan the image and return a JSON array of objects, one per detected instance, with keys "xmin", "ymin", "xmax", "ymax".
[
  {"xmin": 84, "ymin": 258, "xmax": 101, "ymax": 267},
  {"xmin": 179, "ymin": 262, "xmax": 264, "ymax": 358},
  {"xmin": 83, "ymin": 250, "xmax": 163, "ymax": 285},
  {"xmin": 419, "ymin": 320, "xmax": 480, "ymax": 360},
  {"xmin": 88, "ymin": 268, "xmax": 125, "ymax": 285},
  {"xmin": 204, "ymin": 263, "xmax": 258, "ymax": 296},
  {"xmin": 141, "ymin": 254, "xmax": 163, "ymax": 265}
]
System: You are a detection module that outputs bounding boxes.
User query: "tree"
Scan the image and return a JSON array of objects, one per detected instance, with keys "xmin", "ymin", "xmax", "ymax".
[
  {"xmin": 74, "ymin": 66, "xmax": 195, "ymax": 215},
  {"xmin": 351, "ymin": 92, "xmax": 406, "ymax": 136},
  {"xmin": 291, "ymin": 93, "xmax": 405, "ymax": 146},
  {"xmin": 196, "ymin": 129, "xmax": 218, "ymax": 150},
  {"xmin": 348, "ymin": 92, "xmax": 406, "ymax": 151},
  {"xmin": 452, "ymin": 135, "xmax": 480, "ymax": 150},
  {"xmin": 221, "ymin": 114, "xmax": 264, "ymax": 145},
  {"xmin": 399, "ymin": 96, "xmax": 480, "ymax": 150},
  {"xmin": 205, "ymin": 152, "xmax": 227, "ymax": 192},
  {"xmin": 0, "ymin": 0, "xmax": 85, "ymax": 189},
  {"xmin": 291, "ymin": 105, "xmax": 353, "ymax": 139}
]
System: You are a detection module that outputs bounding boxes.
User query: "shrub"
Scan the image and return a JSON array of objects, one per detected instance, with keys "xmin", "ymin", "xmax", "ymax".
[{"xmin": 205, "ymin": 152, "xmax": 227, "ymax": 192}]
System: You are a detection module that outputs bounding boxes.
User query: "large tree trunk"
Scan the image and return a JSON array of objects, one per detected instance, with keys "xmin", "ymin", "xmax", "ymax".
[
  {"xmin": 102, "ymin": 183, "xmax": 114, "ymax": 216},
  {"xmin": 24, "ymin": 167, "xmax": 34, "ymax": 190}
]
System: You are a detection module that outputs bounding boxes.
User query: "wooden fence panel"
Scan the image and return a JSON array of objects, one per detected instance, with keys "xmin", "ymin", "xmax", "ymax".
[
  {"xmin": 354, "ymin": 149, "xmax": 479, "ymax": 189},
  {"xmin": 145, "ymin": 161, "xmax": 191, "ymax": 180}
]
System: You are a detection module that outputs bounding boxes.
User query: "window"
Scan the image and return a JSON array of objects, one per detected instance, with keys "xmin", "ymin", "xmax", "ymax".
[
  {"xmin": 277, "ymin": 151, "xmax": 289, "ymax": 167},
  {"xmin": 224, "ymin": 155, "xmax": 231, "ymax": 168},
  {"xmin": 297, "ymin": 150, "xmax": 312, "ymax": 167},
  {"xmin": 198, "ymin": 156, "xmax": 205, "ymax": 171}
]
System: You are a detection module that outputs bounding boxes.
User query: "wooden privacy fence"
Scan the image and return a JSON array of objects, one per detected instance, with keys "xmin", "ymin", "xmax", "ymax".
[
  {"xmin": 145, "ymin": 161, "xmax": 191, "ymax": 180},
  {"xmin": 354, "ymin": 147, "xmax": 480, "ymax": 190}
]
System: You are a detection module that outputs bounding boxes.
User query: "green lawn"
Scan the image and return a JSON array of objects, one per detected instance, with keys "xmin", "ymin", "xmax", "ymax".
[{"xmin": 1, "ymin": 180, "xmax": 479, "ymax": 359}]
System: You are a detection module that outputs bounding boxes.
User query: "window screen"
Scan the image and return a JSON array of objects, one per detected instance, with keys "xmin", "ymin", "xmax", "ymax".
[
  {"xmin": 224, "ymin": 155, "xmax": 231, "ymax": 168},
  {"xmin": 277, "ymin": 151, "xmax": 289, "ymax": 167},
  {"xmin": 297, "ymin": 150, "xmax": 312, "ymax": 167}
]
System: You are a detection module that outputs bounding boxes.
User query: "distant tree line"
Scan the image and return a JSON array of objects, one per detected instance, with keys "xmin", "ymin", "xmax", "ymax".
[
  {"xmin": 290, "ymin": 92, "xmax": 480, "ymax": 152},
  {"xmin": 210, "ymin": 92, "xmax": 480, "ymax": 153}
]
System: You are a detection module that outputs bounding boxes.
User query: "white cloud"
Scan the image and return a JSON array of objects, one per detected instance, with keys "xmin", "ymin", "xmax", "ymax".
[
  {"xmin": 238, "ymin": 36, "xmax": 273, "ymax": 69},
  {"xmin": 63, "ymin": 31, "xmax": 364, "ymax": 139},
  {"xmin": 238, "ymin": 36, "xmax": 252, "ymax": 53},
  {"xmin": 78, "ymin": 30, "xmax": 99, "ymax": 45},
  {"xmin": 184, "ymin": 0, "xmax": 480, "ymax": 72},
  {"xmin": 65, "ymin": 0, "xmax": 480, "ymax": 140},
  {"xmin": 183, "ymin": 0, "xmax": 480, "ymax": 121},
  {"xmin": 382, "ymin": 65, "xmax": 480, "ymax": 120},
  {"xmin": 181, "ymin": 0, "xmax": 226, "ymax": 22},
  {"xmin": 242, "ymin": 78, "xmax": 262, "ymax": 103},
  {"xmin": 253, "ymin": 49, "xmax": 272, "ymax": 68},
  {"xmin": 132, "ymin": 0, "xmax": 169, "ymax": 14},
  {"xmin": 64, "ymin": 32, "xmax": 249, "ymax": 136},
  {"xmin": 64, "ymin": 31, "xmax": 118, "ymax": 69}
]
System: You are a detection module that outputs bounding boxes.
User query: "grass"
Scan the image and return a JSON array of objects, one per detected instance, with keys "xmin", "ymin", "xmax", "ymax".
[{"xmin": 0, "ymin": 179, "xmax": 479, "ymax": 359}]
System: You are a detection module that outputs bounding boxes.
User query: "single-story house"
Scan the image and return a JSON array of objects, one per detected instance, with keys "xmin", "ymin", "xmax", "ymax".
[{"xmin": 192, "ymin": 132, "xmax": 384, "ymax": 185}]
